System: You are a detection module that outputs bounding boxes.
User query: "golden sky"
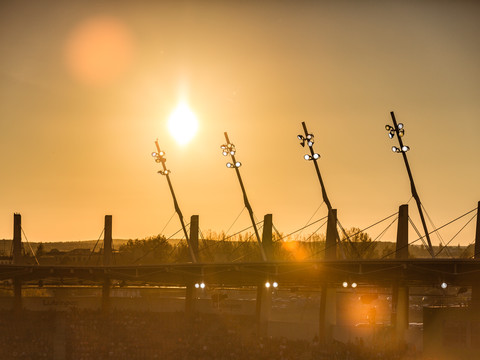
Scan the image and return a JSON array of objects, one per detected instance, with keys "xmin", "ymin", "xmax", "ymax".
[{"xmin": 0, "ymin": 1, "xmax": 479, "ymax": 246}]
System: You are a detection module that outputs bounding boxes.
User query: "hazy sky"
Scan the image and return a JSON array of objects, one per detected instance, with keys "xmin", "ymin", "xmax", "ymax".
[{"xmin": 1, "ymin": 0, "xmax": 479, "ymax": 247}]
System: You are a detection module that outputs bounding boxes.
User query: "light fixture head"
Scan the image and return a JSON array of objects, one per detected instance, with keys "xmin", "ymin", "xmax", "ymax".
[
  {"xmin": 226, "ymin": 162, "xmax": 233, "ymax": 168},
  {"xmin": 152, "ymin": 152, "xmax": 157, "ymax": 157},
  {"xmin": 222, "ymin": 151, "xmax": 228, "ymax": 156},
  {"xmin": 307, "ymin": 140, "xmax": 314, "ymax": 147},
  {"xmin": 272, "ymin": 281, "xmax": 278, "ymax": 288},
  {"xmin": 306, "ymin": 134, "xmax": 313, "ymax": 140},
  {"xmin": 297, "ymin": 135, "xmax": 304, "ymax": 140},
  {"xmin": 304, "ymin": 154, "xmax": 311, "ymax": 161},
  {"xmin": 385, "ymin": 125, "xmax": 392, "ymax": 131},
  {"xmin": 401, "ymin": 145, "xmax": 410, "ymax": 152},
  {"xmin": 388, "ymin": 132, "xmax": 394, "ymax": 139},
  {"xmin": 398, "ymin": 129, "xmax": 405, "ymax": 137},
  {"xmin": 351, "ymin": 282, "xmax": 358, "ymax": 288},
  {"xmin": 398, "ymin": 123, "xmax": 404, "ymax": 130},
  {"xmin": 342, "ymin": 281, "xmax": 348, "ymax": 288},
  {"xmin": 195, "ymin": 283, "xmax": 200, "ymax": 289},
  {"xmin": 200, "ymin": 282, "xmax": 206, "ymax": 289},
  {"xmin": 392, "ymin": 146, "xmax": 398, "ymax": 153},
  {"xmin": 230, "ymin": 150, "xmax": 235, "ymax": 156},
  {"xmin": 313, "ymin": 153, "xmax": 320, "ymax": 160},
  {"xmin": 265, "ymin": 281, "xmax": 271, "ymax": 288},
  {"xmin": 441, "ymin": 282, "xmax": 447, "ymax": 289},
  {"xmin": 159, "ymin": 151, "xmax": 165, "ymax": 156},
  {"xmin": 235, "ymin": 161, "xmax": 241, "ymax": 168}
]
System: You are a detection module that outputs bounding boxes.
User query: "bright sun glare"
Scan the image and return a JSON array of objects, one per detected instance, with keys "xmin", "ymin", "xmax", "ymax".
[{"xmin": 167, "ymin": 102, "xmax": 198, "ymax": 145}]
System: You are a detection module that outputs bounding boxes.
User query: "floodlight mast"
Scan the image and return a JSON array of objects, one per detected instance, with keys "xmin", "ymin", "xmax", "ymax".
[
  {"xmin": 389, "ymin": 111, "xmax": 434, "ymax": 257},
  {"xmin": 153, "ymin": 140, "xmax": 197, "ymax": 263},
  {"xmin": 301, "ymin": 122, "xmax": 333, "ymax": 212},
  {"xmin": 223, "ymin": 132, "xmax": 267, "ymax": 262}
]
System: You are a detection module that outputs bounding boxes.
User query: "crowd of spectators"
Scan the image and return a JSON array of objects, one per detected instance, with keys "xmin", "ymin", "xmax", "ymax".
[{"xmin": 0, "ymin": 309, "xmax": 422, "ymax": 359}]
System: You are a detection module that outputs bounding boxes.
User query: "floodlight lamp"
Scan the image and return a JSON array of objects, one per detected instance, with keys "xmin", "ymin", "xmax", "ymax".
[
  {"xmin": 297, "ymin": 135, "xmax": 304, "ymax": 140},
  {"xmin": 307, "ymin": 140, "xmax": 314, "ymax": 147},
  {"xmin": 399, "ymin": 129, "xmax": 404, "ymax": 137},
  {"xmin": 265, "ymin": 282, "xmax": 271, "ymax": 288},
  {"xmin": 235, "ymin": 161, "xmax": 241, "ymax": 168},
  {"xmin": 388, "ymin": 132, "xmax": 394, "ymax": 139},
  {"xmin": 152, "ymin": 152, "xmax": 157, "ymax": 157},
  {"xmin": 159, "ymin": 151, "xmax": 165, "ymax": 156},
  {"xmin": 222, "ymin": 151, "xmax": 228, "ymax": 156},
  {"xmin": 392, "ymin": 146, "xmax": 398, "ymax": 153},
  {"xmin": 402, "ymin": 145, "xmax": 410, "ymax": 152},
  {"xmin": 351, "ymin": 282, "xmax": 358, "ymax": 288},
  {"xmin": 313, "ymin": 153, "xmax": 320, "ymax": 160},
  {"xmin": 304, "ymin": 154, "xmax": 311, "ymax": 160},
  {"xmin": 272, "ymin": 282, "xmax": 278, "ymax": 288},
  {"xmin": 342, "ymin": 281, "xmax": 348, "ymax": 288},
  {"xmin": 230, "ymin": 150, "xmax": 235, "ymax": 156},
  {"xmin": 307, "ymin": 134, "xmax": 313, "ymax": 140},
  {"xmin": 200, "ymin": 282, "xmax": 206, "ymax": 289},
  {"xmin": 398, "ymin": 123, "xmax": 404, "ymax": 130},
  {"xmin": 441, "ymin": 282, "xmax": 447, "ymax": 289},
  {"xmin": 385, "ymin": 125, "xmax": 392, "ymax": 131},
  {"xmin": 226, "ymin": 162, "xmax": 233, "ymax": 168},
  {"xmin": 195, "ymin": 283, "xmax": 200, "ymax": 289},
  {"xmin": 221, "ymin": 145, "xmax": 226, "ymax": 150}
]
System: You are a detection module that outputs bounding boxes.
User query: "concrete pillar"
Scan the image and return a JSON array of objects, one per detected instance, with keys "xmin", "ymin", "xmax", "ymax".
[
  {"xmin": 185, "ymin": 282, "xmax": 196, "ymax": 317},
  {"xmin": 13, "ymin": 213, "xmax": 22, "ymax": 264},
  {"xmin": 472, "ymin": 202, "xmax": 480, "ymax": 311},
  {"xmin": 13, "ymin": 213, "xmax": 22, "ymax": 313},
  {"xmin": 190, "ymin": 215, "xmax": 199, "ymax": 262},
  {"xmin": 319, "ymin": 209, "xmax": 337, "ymax": 343},
  {"xmin": 102, "ymin": 215, "xmax": 112, "ymax": 313},
  {"xmin": 392, "ymin": 204, "xmax": 409, "ymax": 343},
  {"xmin": 256, "ymin": 282, "xmax": 272, "ymax": 337},
  {"xmin": 103, "ymin": 215, "xmax": 112, "ymax": 266},
  {"xmin": 325, "ymin": 209, "xmax": 337, "ymax": 260},
  {"xmin": 262, "ymin": 214, "xmax": 274, "ymax": 261}
]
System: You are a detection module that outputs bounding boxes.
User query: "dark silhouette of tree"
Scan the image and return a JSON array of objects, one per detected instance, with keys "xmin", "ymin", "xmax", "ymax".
[{"xmin": 341, "ymin": 227, "xmax": 377, "ymax": 259}]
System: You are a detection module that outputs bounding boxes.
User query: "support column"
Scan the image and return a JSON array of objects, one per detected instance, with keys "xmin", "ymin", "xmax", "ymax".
[
  {"xmin": 185, "ymin": 282, "xmax": 196, "ymax": 318},
  {"xmin": 262, "ymin": 214, "xmax": 273, "ymax": 261},
  {"xmin": 472, "ymin": 202, "xmax": 480, "ymax": 313},
  {"xmin": 256, "ymin": 282, "xmax": 272, "ymax": 337},
  {"xmin": 102, "ymin": 215, "xmax": 112, "ymax": 313},
  {"xmin": 185, "ymin": 216, "xmax": 200, "ymax": 317},
  {"xmin": 392, "ymin": 205, "xmax": 409, "ymax": 343},
  {"xmin": 190, "ymin": 215, "xmax": 199, "ymax": 262},
  {"xmin": 319, "ymin": 209, "xmax": 337, "ymax": 343},
  {"xmin": 13, "ymin": 213, "xmax": 22, "ymax": 313}
]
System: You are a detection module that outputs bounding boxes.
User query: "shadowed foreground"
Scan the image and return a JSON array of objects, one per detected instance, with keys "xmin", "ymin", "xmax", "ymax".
[{"xmin": 0, "ymin": 310, "xmax": 423, "ymax": 360}]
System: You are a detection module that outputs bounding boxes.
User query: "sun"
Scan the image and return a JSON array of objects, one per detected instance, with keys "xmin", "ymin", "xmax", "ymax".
[{"xmin": 167, "ymin": 102, "xmax": 199, "ymax": 145}]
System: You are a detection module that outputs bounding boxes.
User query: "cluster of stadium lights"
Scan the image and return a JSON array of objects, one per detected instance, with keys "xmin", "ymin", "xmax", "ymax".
[
  {"xmin": 265, "ymin": 281, "xmax": 278, "ymax": 289},
  {"xmin": 194, "ymin": 282, "xmax": 206, "ymax": 289},
  {"xmin": 297, "ymin": 134, "xmax": 320, "ymax": 161},
  {"xmin": 151, "ymin": 151, "xmax": 171, "ymax": 175},
  {"xmin": 385, "ymin": 123, "xmax": 410, "ymax": 153},
  {"xmin": 342, "ymin": 281, "xmax": 358, "ymax": 289},
  {"xmin": 221, "ymin": 143, "xmax": 242, "ymax": 168}
]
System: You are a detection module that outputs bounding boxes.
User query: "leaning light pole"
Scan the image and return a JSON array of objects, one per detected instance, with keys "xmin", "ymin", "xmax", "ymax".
[
  {"xmin": 298, "ymin": 122, "xmax": 332, "ymax": 212},
  {"xmin": 297, "ymin": 122, "xmax": 361, "ymax": 259},
  {"xmin": 152, "ymin": 140, "xmax": 197, "ymax": 263},
  {"xmin": 221, "ymin": 132, "xmax": 267, "ymax": 262},
  {"xmin": 385, "ymin": 111, "xmax": 434, "ymax": 257}
]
